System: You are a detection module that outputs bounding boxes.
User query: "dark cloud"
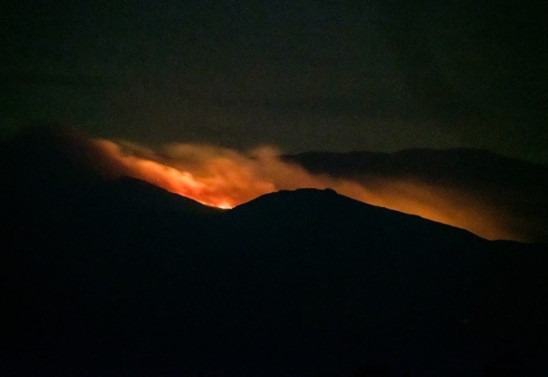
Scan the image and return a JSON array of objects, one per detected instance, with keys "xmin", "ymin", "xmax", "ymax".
[{"xmin": 2, "ymin": 1, "xmax": 546, "ymax": 163}]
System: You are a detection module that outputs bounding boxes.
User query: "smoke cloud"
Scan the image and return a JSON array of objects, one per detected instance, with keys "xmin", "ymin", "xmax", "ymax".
[
  {"xmin": 6, "ymin": 125, "xmax": 544, "ymax": 243},
  {"xmin": 91, "ymin": 139, "xmax": 365, "ymax": 209},
  {"xmin": 84, "ymin": 137, "xmax": 538, "ymax": 242}
]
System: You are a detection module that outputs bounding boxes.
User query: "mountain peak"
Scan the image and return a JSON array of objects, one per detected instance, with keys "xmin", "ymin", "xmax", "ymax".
[
  {"xmin": 231, "ymin": 187, "xmax": 365, "ymax": 216},
  {"xmin": 227, "ymin": 187, "xmax": 482, "ymax": 246}
]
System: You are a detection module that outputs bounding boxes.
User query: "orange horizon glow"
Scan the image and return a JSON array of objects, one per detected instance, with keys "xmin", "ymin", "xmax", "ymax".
[{"xmin": 89, "ymin": 138, "xmax": 521, "ymax": 242}]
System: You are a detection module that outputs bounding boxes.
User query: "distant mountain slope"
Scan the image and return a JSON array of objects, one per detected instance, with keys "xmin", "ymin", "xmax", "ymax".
[
  {"xmin": 285, "ymin": 148, "xmax": 548, "ymax": 243},
  {"xmin": 93, "ymin": 176, "xmax": 222, "ymax": 215},
  {"xmin": 0, "ymin": 125, "xmax": 218, "ymax": 216},
  {"xmin": 1, "ymin": 129, "xmax": 547, "ymax": 376}
]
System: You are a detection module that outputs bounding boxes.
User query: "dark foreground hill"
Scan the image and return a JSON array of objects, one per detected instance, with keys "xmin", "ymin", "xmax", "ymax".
[{"xmin": 1, "ymin": 129, "xmax": 548, "ymax": 376}]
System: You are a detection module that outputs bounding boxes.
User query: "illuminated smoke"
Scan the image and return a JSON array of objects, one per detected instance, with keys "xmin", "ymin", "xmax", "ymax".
[
  {"xmin": 92, "ymin": 139, "xmax": 372, "ymax": 209},
  {"xmin": 88, "ymin": 138, "xmax": 522, "ymax": 241}
]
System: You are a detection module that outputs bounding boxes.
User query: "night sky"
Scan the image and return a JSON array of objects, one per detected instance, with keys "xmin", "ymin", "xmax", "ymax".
[{"xmin": 2, "ymin": 0, "xmax": 547, "ymax": 163}]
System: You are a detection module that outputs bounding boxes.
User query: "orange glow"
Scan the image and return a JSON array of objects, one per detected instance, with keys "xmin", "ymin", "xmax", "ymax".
[{"xmin": 89, "ymin": 138, "xmax": 522, "ymax": 241}]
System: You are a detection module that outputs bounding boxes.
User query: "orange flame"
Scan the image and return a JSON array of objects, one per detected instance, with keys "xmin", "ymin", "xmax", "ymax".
[{"xmin": 90, "ymin": 138, "xmax": 519, "ymax": 241}]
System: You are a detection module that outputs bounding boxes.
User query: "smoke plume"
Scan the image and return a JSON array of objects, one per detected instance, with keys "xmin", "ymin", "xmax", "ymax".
[{"xmin": 86, "ymin": 138, "xmax": 542, "ymax": 242}]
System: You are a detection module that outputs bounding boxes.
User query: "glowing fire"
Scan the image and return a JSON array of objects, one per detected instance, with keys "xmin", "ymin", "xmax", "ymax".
[{"xmin": 89, "ymin": 138, "xmax": 519, "ymax": 241}]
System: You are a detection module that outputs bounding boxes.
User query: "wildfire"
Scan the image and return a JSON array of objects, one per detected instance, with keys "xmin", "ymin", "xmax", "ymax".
[{"xmin": 89, "ymin": 138, "xmax": 516, "ymax": 241}]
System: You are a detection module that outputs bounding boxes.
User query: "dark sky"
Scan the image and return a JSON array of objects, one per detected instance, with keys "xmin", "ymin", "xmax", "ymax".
[{"xmin": 2, "ymin": 0, "xmax": 547, "ymax": 163}]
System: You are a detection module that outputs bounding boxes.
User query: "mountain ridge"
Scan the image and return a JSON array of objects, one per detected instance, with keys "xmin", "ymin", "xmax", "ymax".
[
  {"xmin": 2, "ymin": 127, "xmax": 548, "ymax": 376},
  {"xmin": 284, "ymin": 148, "xmax": 548, "ymax": 244}
]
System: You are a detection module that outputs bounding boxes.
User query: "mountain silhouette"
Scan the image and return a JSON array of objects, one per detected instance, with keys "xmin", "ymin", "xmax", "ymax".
[
  {"xmin": 285, "ymin": 149, "xmax": 548, "ymax": 243},
  {"xmin": 1, "ymin": 128, "xmax": 547, "ymax": 376}
]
